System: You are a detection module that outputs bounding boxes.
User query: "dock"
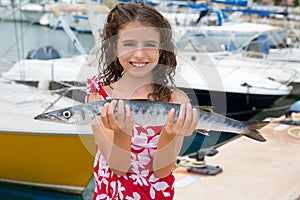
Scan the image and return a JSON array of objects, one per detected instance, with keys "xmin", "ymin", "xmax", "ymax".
[{"xmin": 174, "ymin": 114, "xmax": 300, "ymax": 200}]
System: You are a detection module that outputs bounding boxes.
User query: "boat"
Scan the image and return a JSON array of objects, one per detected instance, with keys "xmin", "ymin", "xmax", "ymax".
[
  {"xmin": 229, "ymin": 29, "xmax": 300, "ymax": 92},
  {"xmin": 0, "ymin": 0, "xmax": 50, "ymax": 23},
  {"xmin": 48, "ymin": 3, "xmax": 110, "ymax": 34},
  {"xmin": 199, "ymin": 22, "xmax": 288, "ymax": 49},
  {"xmin": 240, "ymin": 29, "xmax": 300, "ymax": 62},
  {"xmin": 1, "ymin": 5, "xmax": 99, "ymax": 92},
  {"xmin": 1, "ymin": 54, "xmax": 97, "ymax": 83},
  {"xmin": 174, "ymin": 33, "xmax": 293, "ymax": 121},
  {"xmin": 159, "ymin": 2, "xmax": 288, "ymax": 48},
  {"xmin": 20, "ymin": 2, "xmax": 49, "ymax": 24},
  {"xmin": 0, "ymin": 77, "xmax": 95, "ymax": 194}
]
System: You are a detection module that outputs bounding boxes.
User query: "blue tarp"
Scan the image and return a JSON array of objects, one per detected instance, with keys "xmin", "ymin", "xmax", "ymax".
[
  {"xmin": 222, "ymin": 8, "xmax": 288, "ymax": 17},
  {"xmin": 26, "ymin": 46, "xmax": 61, "ymax": 60},
  {"xmin": 245, "ymin": 34, "xmax": 270, "ymax": 54},
  {"xmin": 118, "ymin": 0, "xmax": 159, "ymax": 6},
  {"xmin": 211, "ymin": 0, "xmax": 248, "ymax": 6},
  {"xmin": 188, "ymin": 4, "xmax": 211, "ymax": 10}
]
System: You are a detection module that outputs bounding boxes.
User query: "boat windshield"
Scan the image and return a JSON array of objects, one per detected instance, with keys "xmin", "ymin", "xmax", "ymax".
[{"xmin": 176, "ymin": 33, "xmax": 225, "ymax": 53}]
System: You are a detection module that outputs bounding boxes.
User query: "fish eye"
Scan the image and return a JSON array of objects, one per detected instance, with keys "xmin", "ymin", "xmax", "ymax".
[{"xmin": 62, "ymin": 110, "xmax": 72, "ymax": 119}]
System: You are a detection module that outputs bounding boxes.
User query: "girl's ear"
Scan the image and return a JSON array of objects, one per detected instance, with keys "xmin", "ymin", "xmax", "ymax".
[
  {"xmin": 113, "ymin": 42, "xmax": 118, "ymax": 57},
  {"xmin": 159, "ymin": 43, "xmax": 164, "ymax": 55}
]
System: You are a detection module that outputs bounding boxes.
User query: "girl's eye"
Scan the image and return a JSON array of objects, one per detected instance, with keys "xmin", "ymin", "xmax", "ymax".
[
  {"xmin": 145, "ymin": 43, "xmax": 157, "ymax": 48},
  {"xmin": 124, "ymin": 42, "xmax": 135, "ymax": 47}
]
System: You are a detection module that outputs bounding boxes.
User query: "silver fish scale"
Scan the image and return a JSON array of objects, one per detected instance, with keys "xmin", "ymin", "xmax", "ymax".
[
  {"xmin": 127, "ymin": 101, "xmax": 173, "ymax": 127},
  {"xmin": 206, "ymin": 112, "xmax": 248, "ymax": 133}
]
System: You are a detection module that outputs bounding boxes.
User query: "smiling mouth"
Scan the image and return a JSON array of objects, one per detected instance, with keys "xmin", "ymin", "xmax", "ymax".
[{"xmin": 130, "ymin": 62, "xmax": 149, "ymax": 68}]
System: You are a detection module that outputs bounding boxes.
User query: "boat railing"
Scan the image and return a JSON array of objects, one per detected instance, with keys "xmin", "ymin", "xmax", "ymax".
[
  {"xmin": 42, "ymin": 85, "xmax": 86, "ymax": 113},
  {"xmin": 49, "ymin": 2, "xmax": 109, "ymax": 49},
  {"xmin": 242, "ymin": 51, "xmax": 267, "ymax": 59},
  {"xmin": 214, "ymin": 57, "xmax": 297, "ymax": 90},
  {"xmin": 0, "ymin": 0, "xmax": 31, "ymax": 22},
  {"xmin": 50, "ymin": 14, "xmax": 87, "ymax": 55}
]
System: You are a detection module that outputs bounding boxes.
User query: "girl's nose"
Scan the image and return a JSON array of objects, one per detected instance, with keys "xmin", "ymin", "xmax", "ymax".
[{"xmin": 133, "ymin": 47, "xmax": 146, "ymax": 58}]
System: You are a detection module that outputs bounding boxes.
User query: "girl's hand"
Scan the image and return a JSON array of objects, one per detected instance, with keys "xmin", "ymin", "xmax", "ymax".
[
  {"xmin": 162, "ymin": 103, "xmax": 198, "ymax": 137},
  {"xmin": 100, "ymin": 100, "xmax": 133, "ymax": 135}
]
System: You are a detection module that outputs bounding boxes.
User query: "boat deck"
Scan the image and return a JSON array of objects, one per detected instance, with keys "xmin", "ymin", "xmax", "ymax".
[{"xmin": 174, "ymin": 114, "xmax": 300, "ymax": 200}]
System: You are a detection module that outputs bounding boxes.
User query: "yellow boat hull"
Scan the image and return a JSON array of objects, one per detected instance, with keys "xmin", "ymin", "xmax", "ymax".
[{"xmin": 0, "ymin": 131, "xmax": 95, "ymax": 194}]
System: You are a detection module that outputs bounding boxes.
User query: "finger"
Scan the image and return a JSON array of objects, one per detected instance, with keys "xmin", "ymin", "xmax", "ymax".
[
  {"xmin": 168, "ymin": 108, "xmax": 176, "ymax": 124},
  {"xmin": 175, "ymin": 104, "xmax": 185, "ymax": 131},
  {"xmin": 190, "ymin": 108, "xmax": 199, "ymax": 130},
  {"xmin": 184, "ymin": 107, "xmax": 199, "ymax": 136},
  {"xmin": 100, "ymin": 103, "xmax": 109, "ymax": 125},
  {"xmin": 164, "ymin": 108, "xmax": 175, "ymax": 132},
  {"xmin": 118, "ymin": 99, "xmax": 125, "ymax": 123},
  {"xmin": 182, "ymin": 103, "xmax": 193, "ymax": 129},
  {"xmin": 124, "ymin": 104, "xmax": 133, "ymax": 135},
  {"xmin": 124, "ymin": 104, "xmax": 131, "ymax": 123},
  {"xmin": 107, "ymin": 100, "xmax": 117, "ymax": 127}
]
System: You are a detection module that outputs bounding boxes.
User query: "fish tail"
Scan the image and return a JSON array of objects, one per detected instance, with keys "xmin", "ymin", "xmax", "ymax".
[{"xmin": 242, "ymin": 121, "xmax": 270, "ymax": 142}]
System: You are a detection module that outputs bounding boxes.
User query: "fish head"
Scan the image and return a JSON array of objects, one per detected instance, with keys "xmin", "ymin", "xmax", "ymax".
[{"xmin": 34, "ymin": 106, "xmax": 97, "ymax": 125}]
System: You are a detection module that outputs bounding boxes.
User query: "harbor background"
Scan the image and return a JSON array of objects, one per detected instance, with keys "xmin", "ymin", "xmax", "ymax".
[
  {"xmin": 0, "ymin": 20, "xmax": 95, "ymax": 200},
  {"xmin": 0, "ymin": 16, "xmax": 299, "ymax": 199}
]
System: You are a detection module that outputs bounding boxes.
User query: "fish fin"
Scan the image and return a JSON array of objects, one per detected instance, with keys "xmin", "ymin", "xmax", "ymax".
[
  {"xmin": 242, "ymin": 130, "xmax": 267, "ymax": 142},
  {"xmin": 196, "ymin": 129, "xmax": 209, "ymax": 136},
  {"xmin": 242, "ymin": 121, "xmax": 270, "ymax": 142},
  {"xmin": 245, "ymin": 121, "xmax": 270, "ymax": 130},
  {"xmin": 198, "ymin": 106, "xmax": 214, "ymax": 112}
]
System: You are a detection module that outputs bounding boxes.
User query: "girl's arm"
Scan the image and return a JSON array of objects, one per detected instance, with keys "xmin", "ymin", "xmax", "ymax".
[
  {"xmin": 89, "ymin": 93, "xmax": 132, "ymax": 175},
  {"xmin": 153, "ymin": 89, "xmax": 198, "ymax": 178}
]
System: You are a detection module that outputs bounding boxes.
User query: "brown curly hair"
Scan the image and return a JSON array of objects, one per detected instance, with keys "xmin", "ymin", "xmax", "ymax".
[{"xmin": 98, "ymin": 2, "xmax": 177, "ymax": 102}]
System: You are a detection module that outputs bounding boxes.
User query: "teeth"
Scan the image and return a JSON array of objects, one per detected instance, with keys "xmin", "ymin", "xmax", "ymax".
[{"xmin": 132, "ymin": 62, "xmax": 146, "ymax": 67}]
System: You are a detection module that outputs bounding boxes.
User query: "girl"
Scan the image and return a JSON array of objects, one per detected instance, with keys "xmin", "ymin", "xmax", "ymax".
[{"xmin": 86, "ymin": 2, "xmax": 198, "ymax": 199}]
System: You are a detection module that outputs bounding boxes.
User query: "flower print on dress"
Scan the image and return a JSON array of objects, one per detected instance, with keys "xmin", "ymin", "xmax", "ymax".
[
  {"xmin": 133, "ymin": 125, "xmax": 156, "ymax": 137},
  {"xmin": 95, "ymin": 193, "xmax": 110, "ymax": 200},
  {"xmin": 130, "ymin": 128, "xmax": 159, "ymax": 172},
  {"xmin": 125, "ymin": 192, "xmax": 141, "ymax": 200},
  {"xmin": 129, "ymin": 169, "xmax": 149, "ymax": 186},
  {"xmin": 148, "ymin": 174, "xmax": 171, "ymax": 199},
  {"xmin": 116, "ymin": 180, "xmax": 126, "ymax": 199},
  {"xmin": 146, "ymin": 134, "xmax": 159, "ymax": 158},
  {"xmin": 130, "ymin": 151, "xmax": 150, "ymax": 172},
  {"xmin": 87, "ymin": 76, "xmax": 101, "ymax": 94},
  {"xmin": 150, "ymin": 180, "xmax": 171, "ymax": 199},
  {"xmin": 85, "ymin": 76, "xmax": 109, "ymax": 102}
]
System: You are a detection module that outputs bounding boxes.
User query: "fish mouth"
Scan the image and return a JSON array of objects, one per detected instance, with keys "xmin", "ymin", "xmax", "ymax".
[
  {"xmin": 34, "ymin": 113, "xmax": 64, "ymax": 123},
  {"xmin": 34, "ymin": 114, "xmax": 45, "ymax": 120}
]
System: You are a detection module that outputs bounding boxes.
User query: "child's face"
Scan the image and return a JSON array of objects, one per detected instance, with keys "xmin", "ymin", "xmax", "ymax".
[{"xmin": 116, "ymin": 21, "xmax": 160, "ymax": 78}]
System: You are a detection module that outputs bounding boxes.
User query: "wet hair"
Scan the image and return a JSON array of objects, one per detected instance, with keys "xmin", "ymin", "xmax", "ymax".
[{"xmin": 98, "ymin": 2, "xmax": 177, "ymax": 102}]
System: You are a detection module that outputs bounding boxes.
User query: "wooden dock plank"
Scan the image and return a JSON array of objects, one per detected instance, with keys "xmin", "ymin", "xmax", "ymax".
[{"xmin": 174, "ymin": 115, "xmax": 300, "ymax": 200}]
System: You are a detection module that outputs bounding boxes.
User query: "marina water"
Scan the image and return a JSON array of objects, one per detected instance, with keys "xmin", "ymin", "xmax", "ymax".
[{"xmin": 0, "ymin": 20, "xmax": 299, "ymax": 199}]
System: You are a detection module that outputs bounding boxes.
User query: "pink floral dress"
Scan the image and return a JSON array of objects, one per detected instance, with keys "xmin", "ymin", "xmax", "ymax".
[{"xmin": 86, "ymin": 76, "xmax": 175, "ymax": 200}]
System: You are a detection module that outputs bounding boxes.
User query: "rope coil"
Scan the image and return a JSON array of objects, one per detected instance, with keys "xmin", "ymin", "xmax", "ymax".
[
  {"xmin": 287, "ymin": 127, "xmax": 300, "ymax": 139},
  {"xmin": 176, "ymin": 156, "xmax": 206, "ymax": 168}
]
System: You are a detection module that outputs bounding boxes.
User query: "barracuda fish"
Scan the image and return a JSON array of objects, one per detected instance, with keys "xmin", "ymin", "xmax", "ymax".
[{"xmin": 34, "ymin": 99, "xmax": 268, "ymax": 142}]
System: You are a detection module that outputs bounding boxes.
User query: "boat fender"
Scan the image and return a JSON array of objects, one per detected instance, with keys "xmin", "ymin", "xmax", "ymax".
[{"xmin": 38, "ymin": 80, "xmax": 50, "ymax": 90}]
